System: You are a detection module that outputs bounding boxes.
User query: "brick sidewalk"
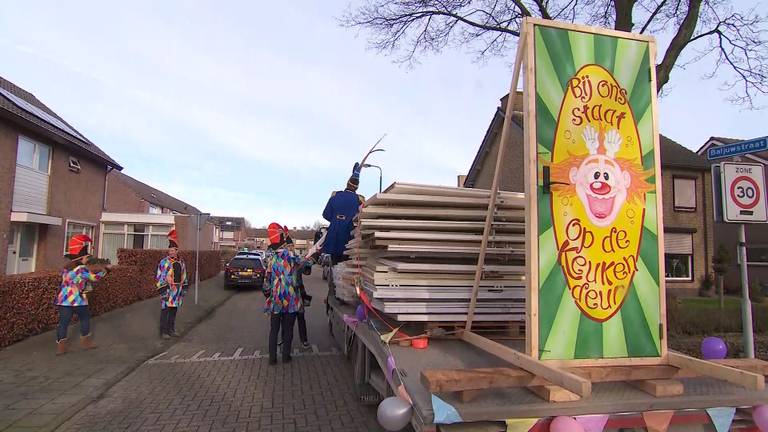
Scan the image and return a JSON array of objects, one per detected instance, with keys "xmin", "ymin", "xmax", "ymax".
[
  {"xmin": 58, "ymin": 355, "xmax": 381, "ymax": 432},
  {"xmin": 56, "ymin": 273, "xmax": 386, "ymax": 432},
  {"xmin": 0, "ymin": 274, "xmax": 233, "ymax": 432}
]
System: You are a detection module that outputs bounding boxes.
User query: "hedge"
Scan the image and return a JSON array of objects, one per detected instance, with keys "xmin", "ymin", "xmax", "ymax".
[
  {"xmin": 667, "ymin": 296, "xmax": 768, "ymax": 335},
  {"xmin": 0, "ymin": 249, "xmax": 221, "ymax": 349},
  {"xmin": 116, "ymin": 249, "xmax": 221, "ymax": 290}
]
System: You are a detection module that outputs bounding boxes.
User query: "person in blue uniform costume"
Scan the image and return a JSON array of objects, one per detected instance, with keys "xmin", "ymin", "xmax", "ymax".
[{"xmin": 322, "ymin": 163, "xmax": 365, "ymax": 308}]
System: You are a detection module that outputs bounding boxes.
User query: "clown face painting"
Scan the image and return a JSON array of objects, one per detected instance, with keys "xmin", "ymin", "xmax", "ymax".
[{"xmin": 568, "ymin": 125, "xmax": 631, "ymax": 227}]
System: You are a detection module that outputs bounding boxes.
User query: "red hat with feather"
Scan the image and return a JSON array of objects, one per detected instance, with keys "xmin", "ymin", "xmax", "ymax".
[
  {"xmin": 168, "ymin": 229, "xmax": 179, "ymax": 249},
  {"xmin": 65, "ymin": 234, "xmax": 92, "ymax": 260},
  {"xmin": 267, "ymin": 222, "xmax": 286, "ymax": 247}
]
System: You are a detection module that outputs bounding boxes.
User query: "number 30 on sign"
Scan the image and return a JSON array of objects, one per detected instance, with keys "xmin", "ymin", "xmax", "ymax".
[{"xmin": 721, "ymin": 162, "xmax": 768, "ymax": 223}]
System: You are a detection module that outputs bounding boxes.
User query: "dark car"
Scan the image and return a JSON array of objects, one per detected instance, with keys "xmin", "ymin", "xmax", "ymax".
[{"xmin": 224, "ymin": 256, "xmax": 265, "ymax": 289}]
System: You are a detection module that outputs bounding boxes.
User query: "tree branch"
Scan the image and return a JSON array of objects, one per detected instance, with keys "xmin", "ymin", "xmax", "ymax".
[
  {"xmin": 533, "ymin": 0, "xmax": 553, "ymax": 19},
  {"xmin": 656, "ymin": 0, "xmax": 703, "ymax": 90},
  {"xmin": 639, "ymin": 0, "xmax": 667, "ymax": 34}
]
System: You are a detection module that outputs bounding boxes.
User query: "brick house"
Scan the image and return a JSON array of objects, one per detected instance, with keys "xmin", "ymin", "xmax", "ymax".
[
  {"xmin": 464, "ymin": 93, "xmax": 714, "ymax": 294},
  {"xmin": 101, "ymin": 170, "xmax": 216, "ymax": 263},
  {"xmin": 209, "ymin": 216, "xmax": 247, "ymax": 251},
  {"xmin": 0, "ymin": 76, "xmax": 122, "ymax": 275},
  {"xmin": 697, "ymin": 137, "xmax": 768, "ymax": 291},
  {"xmin": 245, "ymin": 227, "xmax": 316, "ymax": 254}
]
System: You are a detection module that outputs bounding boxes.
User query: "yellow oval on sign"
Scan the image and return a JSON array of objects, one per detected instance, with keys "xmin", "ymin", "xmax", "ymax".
[{"xmin": 548, "ymin": 64, "xmax": 651, "ymax": 322}]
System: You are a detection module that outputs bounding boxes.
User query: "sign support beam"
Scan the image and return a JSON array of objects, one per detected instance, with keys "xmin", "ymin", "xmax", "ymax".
[{"xmin": 738, "ymin": 223, "xmax": 755, "ymax": 358}]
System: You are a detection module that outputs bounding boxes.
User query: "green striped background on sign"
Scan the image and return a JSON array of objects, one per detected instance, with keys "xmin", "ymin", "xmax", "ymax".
[{"xmin": 535, "ymin": 25, "xmax": 660, "ymax": 360}]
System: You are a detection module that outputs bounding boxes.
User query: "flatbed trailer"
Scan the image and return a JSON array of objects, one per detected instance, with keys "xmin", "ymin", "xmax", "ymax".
[{"xmin": 328, "ymin": 298, "xmax": 768, "ymax": 432}]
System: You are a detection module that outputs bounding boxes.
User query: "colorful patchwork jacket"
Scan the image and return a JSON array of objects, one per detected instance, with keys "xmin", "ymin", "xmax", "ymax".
[
  {"xmin": 55, "ymin": 265, "xmax": 106, "ymax": 307},
  {"xmin": 155, "ymin": 257, "xmax": 188, "ymax": 308},
  {"xmin": 263, "ymin": 248, "xmax": 310, "ymax": 314}
]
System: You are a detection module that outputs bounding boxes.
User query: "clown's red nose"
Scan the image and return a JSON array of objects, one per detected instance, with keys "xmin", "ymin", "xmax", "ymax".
[{"xmin": 590, "ymin": 181, "xmax": 611, "ymax": 195}]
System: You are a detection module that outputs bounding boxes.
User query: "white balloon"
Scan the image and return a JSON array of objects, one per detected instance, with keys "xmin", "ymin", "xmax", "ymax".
[{"xmin": 377, "ymin": 396, "xmax": 413, "ymax": 431}]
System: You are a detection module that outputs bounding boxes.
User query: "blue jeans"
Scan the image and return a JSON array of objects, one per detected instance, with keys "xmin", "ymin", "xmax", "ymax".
[{"xmin": 56, "ymin": 306, "xmax": 91, "ymax": 342}]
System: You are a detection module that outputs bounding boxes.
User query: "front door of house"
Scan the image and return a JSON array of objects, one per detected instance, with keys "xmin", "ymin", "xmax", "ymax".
[
  {"xmin": 5, "ymin": 225, "xmax": 17, "ymax": 274},
  {"xmin": 6, "ymin": 223, "xmax": 37, "ymax": 274}
]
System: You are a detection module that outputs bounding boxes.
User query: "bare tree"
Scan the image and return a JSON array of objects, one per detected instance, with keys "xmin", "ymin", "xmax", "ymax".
[
  {"xmin": 341, "ymin": 0, "xmax": 768, "ymax": 108},
  {"xmin": 312, "ymin": 220, "xmax": 328, "ymax": 231}
]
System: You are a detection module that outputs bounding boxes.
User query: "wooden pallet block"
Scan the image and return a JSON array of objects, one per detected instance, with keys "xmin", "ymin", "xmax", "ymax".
[
  {"xmin": 427, "ymin": 321, "xmax": 525, "ymax": 339},
  {"xmin": 629, "ymin": 379, "xmax": 684, "ymax": 397},
  {"xmin": 527, "ymin": 385, "xmax": 581, "ymax": 402}
]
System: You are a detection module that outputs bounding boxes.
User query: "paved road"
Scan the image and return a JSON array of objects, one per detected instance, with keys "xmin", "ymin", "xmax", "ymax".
[
  {"xmin": 58, "ymin": 271, "xmax": 386, "ymax": 432},
  {"xmin": 0, "ymin": 274, "xmax": 234, "ymax": 432}
]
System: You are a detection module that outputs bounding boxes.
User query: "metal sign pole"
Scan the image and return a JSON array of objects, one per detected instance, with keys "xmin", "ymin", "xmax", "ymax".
[{"xmin": 738, "ymin": 223, "xmax": 755, "ymax": 358}]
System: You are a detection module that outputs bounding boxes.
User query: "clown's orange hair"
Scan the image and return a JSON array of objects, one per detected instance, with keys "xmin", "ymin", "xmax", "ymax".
[{"xmin": 545, "ymin": 152, "xmax": 654, "ymax": 204}]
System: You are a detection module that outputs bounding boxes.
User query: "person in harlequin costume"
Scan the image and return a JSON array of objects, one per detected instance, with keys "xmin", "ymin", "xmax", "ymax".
[
  {"xmin": 322, "ymin": 162, "xmax": 365, "ymax": 305},
  {"xmin": 55, "ymin": 234, "xmax": 111, "ymax": 355},
  {"xmin": 263, "ymin": 223, "xmax": 319, "ymax": 365},
  {"xmin": 284, "ymin": 234, "xmax": 312, "ymax": 350},
  {"xmin": 155, "ymin": 229, "xmax": 188, "ymax": 339}
]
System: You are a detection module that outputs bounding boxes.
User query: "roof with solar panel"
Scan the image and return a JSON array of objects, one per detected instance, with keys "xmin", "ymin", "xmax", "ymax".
[{"xmin": 0, "ymin": 75, "xmax": 121, "ymax": 169}]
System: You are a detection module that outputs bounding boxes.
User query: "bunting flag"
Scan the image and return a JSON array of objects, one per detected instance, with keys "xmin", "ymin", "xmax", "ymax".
[
  {"xmin": 642, "ymin": 411, "xmax": 674, "ymax": 432},
  {"xmin": 706, "ymin": 407, "xmax": 736, "ymax": 432},
  {"xmin": 386, "ymin": 354, "xmax": 397, "ymax": 383},
  {"xmin": 505, "ymin": 418, "xmax": 539, "ymax": 432},
  {"xmin": 359, "ymin": 290, "xmax": 372, "ymax": 307},
  {"xmin": 380, "ymin": 326, "xmax": 403, "ymax": 344},
  {"xmin": 575, "ymin": 414, "xmax": 610, "ymax": 432},
  {"xmin": 341, "ymin": 314, "xmax": 359, "ymax": 328},
  {"xmin": 397, "ymin": 384, "xmax": 412, "ymax": 404},
  {"xmin": 431, "ymin": 394, "xmax": 463, "ymax": 424}
]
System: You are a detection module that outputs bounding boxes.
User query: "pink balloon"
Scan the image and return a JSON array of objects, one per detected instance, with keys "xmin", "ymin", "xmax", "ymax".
[
  {"xmin": 754, "ymin": 405, "xmax": 768, "ymax": 432},
  {"xmin": 551, "ymin": 416, "xmax": 585, "ymax": 432}
]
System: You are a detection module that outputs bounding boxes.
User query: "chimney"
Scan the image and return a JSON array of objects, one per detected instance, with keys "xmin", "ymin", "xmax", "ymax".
[{"xmin": 457, "ymin": 175, "xmax": 467, "ymax": 188}]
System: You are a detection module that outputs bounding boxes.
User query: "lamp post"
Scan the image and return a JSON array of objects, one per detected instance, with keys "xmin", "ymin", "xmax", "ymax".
[
  {"xmin": 362, "ymin": 163, "xmax": 383, "ymax": 193},
  {"xmin": 195, "ymin": 212, "xmax": 211, "ymax": 305}
]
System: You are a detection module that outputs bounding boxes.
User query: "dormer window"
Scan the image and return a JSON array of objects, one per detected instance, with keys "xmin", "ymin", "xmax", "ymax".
[{"xmin": 68, "ymin": 156, "xmax": 81, "ymax": 173}]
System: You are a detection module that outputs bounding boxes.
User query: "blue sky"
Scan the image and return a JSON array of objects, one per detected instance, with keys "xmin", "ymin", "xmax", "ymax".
[{"xmin": 1, "ymin": 1, "xmax": 766, "ymax": 227}]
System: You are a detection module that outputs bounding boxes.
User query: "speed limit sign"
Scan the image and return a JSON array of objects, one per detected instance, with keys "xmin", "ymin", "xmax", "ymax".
[{"xmin": 721, "ymin": 162, "xmax": 767, "ymax": 223}]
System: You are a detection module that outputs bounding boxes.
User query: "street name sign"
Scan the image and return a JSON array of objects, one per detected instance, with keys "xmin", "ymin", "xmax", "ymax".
[
  {"xmin": 721, "ymin": 162, "xmax": 768, "ymax": 223},
  {"xmin": 707, "ymin": 136, "xmax": 768, "ymax": 160}
]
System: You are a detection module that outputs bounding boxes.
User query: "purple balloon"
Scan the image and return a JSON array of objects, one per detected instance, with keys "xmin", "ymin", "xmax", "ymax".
[
  {"xmin": 550, "ymin": 416, "xmax": 584, "ymax": 432},
  {"xmin": 356, "ymin": 304, "xmax": 367, "ymax": 322},
  {"xmin": 701, "ymin": 336, "xmax": 728, "ymax": 360},
  {"xmin": 754, "ymin": 405, "xmax": 768, "ymax": 432}
]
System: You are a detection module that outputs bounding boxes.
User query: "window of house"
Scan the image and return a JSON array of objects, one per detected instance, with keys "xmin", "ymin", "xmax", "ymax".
[
  {"xmin": 68, "ymin": 156, "xmax": 81, "ymax": 173},
  {"xmin": 16, "ymin": 136, "xmax": 51, "ymax": 174},
  {"xmin": 665, "ymin": 232, "xmax": 693, "ymax": 280},
  {"xmin": 746, "ymin": 246, "xmax": 768, "ymax": 266},
  {"xmin": 673, "ymin": 177, "xmax": 696, "ymax": 211},
  {"xmin": 148, "ymin": 204, "xmax": 161, "ymax": 214},
  {"xmin": 63, "ymin": 221, "xmax": 95, "ymax": 254},
  {"xmin": 100, "ymin": 223, "xmax": 174, "ymax": 263}
]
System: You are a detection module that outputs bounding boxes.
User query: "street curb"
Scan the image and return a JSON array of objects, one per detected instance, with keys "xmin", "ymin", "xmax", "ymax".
[{"xmin": 27, "ymin": 283, "xmax": 238, "ymax": 432}]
